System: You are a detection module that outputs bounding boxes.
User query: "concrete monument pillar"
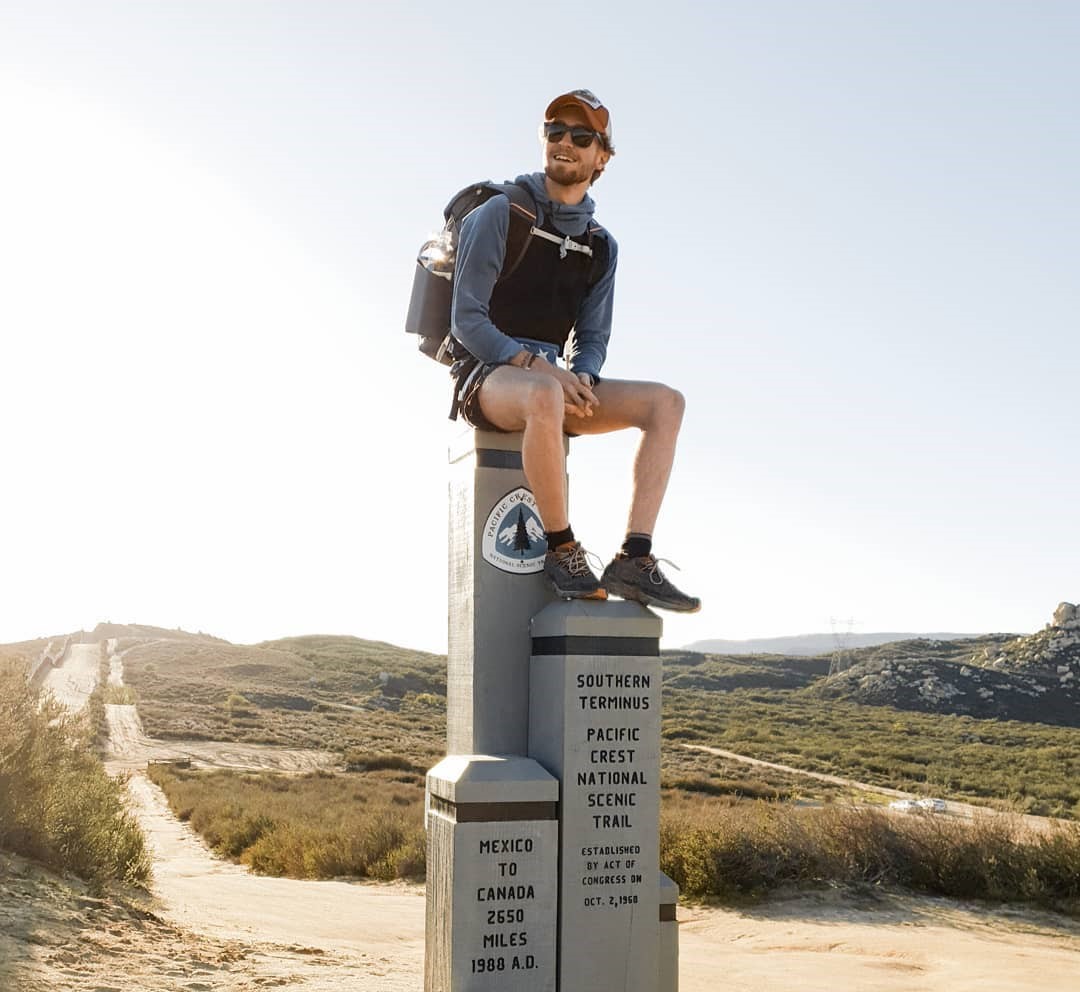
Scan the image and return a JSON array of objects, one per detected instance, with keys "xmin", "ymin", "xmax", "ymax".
[
  {"xmin": 528, "ymin": 600, "xmax": 667, "ymax": 992},
  {"xmin": 427, "ymin": 430, "xmax": 565, "ymax": 991},
  {"xmin": 447, "ymin": 429, "xmax": 564, "ymax": 756},
  {"xmin": 430, "ymin": 429, "xmax": 679, "ymax": 991},
  {"xmin": 425, "ymin": 755, "xmax": 560, "ymax": 992}
]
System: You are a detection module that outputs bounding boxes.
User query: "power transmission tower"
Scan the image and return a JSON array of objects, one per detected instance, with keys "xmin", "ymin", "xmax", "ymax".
[{"xmin": 829, "ymin": 616, "xmax": 857, "ymax": 676}]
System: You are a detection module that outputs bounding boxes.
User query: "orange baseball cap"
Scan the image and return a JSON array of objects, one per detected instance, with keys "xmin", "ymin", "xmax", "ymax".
[{"xmin": 545, "ymin": 89, "xmax": 614, "ymax": 151}]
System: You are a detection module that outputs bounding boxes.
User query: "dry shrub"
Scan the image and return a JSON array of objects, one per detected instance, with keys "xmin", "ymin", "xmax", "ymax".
[
  {"xmin": 661, "ymin": 800, "xmax": 1080, "ymax": 913},
  {"xmin": 344, "ymin": 750, "xmax": 419, "ymax": 773},
  {"xmin": 663, "ymin": 775, "xmax": 785, "ymax": 801},
  {"xmin": 0, "ymin": 663, "xmax": 149, "ymax": 887},
  {"xmin": 148, "ymin": 764, "xmax": 426, "ymax": 882}
]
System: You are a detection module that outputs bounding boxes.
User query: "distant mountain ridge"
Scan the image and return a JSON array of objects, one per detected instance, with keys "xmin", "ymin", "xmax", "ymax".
[{"xmin": 683, "ymin": 632, "xmax": 986, "ymax": 657}]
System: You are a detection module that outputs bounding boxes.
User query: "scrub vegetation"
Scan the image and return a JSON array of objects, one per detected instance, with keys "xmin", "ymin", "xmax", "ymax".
[
  {"xmin": 659, "ymin": 799, "xmax": 1080, "ymax": 914},
  {"xmin": 0, "ymin": 661, "xmax": 150, "ymax": 889},
  {"xmin": 120, "ymin": 634, "xmax": 446, "ymax": 766},
  {"xmin": 662, "ymin": 685, "xmax": 1080, "ymax": 819},
  {"xmin": 120, "ymin": 635, "xmax": 1080, "ymax": 820},
  {"xmin": 146, "ymin": 762, "xmax": 426, "ymax": 881},
  {"xmin": 144, "ymin": 755, "xmax": 1080, "ymax": 916}
]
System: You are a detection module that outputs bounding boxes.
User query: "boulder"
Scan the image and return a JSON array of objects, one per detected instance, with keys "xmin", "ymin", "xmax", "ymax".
[{"xmin": 1053, "ymin": 602, "xmax": 1077, "ymax": 626}]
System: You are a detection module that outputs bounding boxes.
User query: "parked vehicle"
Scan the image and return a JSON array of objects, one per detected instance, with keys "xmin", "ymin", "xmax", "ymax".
[{"xmin": 888, "ymin": 799, "xmax": 920, "ymax": 812}]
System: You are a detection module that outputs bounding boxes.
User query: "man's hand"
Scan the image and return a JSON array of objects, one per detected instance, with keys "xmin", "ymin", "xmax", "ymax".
[{"xmin": 532, "ymin": 356, "xmax": 598, "ymax": 418}]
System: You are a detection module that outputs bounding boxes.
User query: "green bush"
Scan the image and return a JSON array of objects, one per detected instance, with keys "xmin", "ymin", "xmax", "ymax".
[{"xmin": 0, "ymin": 662, "xmax": 150, "ymax": 887}]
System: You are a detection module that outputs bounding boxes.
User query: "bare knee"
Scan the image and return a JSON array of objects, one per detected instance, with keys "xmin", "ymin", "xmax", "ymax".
[
  {"xmin": 647, "ymin": 385, "xmax": 685, "ymax": 433},
  {"xmin": 523, "ymin": 376, "xmax": 565, "ymax": 426}
]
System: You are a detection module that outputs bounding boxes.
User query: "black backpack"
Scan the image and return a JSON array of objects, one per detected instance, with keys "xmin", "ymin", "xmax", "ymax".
[{"xmin": 405, "ymin": 181, "xmax": 538, "ymax": 365}]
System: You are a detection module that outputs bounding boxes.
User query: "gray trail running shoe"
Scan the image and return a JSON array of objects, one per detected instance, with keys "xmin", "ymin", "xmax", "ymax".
[
  {"xmin": 544, "ymin": 542, "xmax": 608, "ymax": 600},
  {"xmin": 601, "ymin": 554, "xmax": 701, "ymax": 613}
]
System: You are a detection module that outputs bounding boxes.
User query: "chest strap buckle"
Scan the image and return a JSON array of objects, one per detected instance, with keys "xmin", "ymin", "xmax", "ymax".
[{"xmin": 529, "ymin": 226, "xmax": 594, "ymax": 260}]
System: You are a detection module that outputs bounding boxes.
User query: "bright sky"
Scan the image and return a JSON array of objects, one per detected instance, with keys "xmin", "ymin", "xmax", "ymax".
[{"xmin": 2, "ymin": 1, "xmax": 1077, "ymax": 654}]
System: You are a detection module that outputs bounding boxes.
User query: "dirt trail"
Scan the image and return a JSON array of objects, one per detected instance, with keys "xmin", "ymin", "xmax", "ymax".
[
  {"xmin": 682, "ymin": 742, "xmax": 918, "ymax": 797},
  {"xmin": 38, "ymin": 642, "xmax": 101, "ymax": 712},
  {"xmin": 100, "ymin": 639, "xmax": 425, "ymax": 989},
  {"xmin": 106, "ymin": 637, "xmax": 126, "ymax": 687}
]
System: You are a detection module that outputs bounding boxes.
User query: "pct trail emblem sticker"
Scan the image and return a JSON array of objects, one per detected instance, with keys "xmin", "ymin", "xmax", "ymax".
[{"xmin": 481, "ymin": 487, "xmax": 547, "ymax": 574}]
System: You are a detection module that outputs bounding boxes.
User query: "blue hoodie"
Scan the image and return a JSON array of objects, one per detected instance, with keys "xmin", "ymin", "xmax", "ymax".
[{"xmin": 450, "ymin": 171, "xmax": 618, "ymax": 378}]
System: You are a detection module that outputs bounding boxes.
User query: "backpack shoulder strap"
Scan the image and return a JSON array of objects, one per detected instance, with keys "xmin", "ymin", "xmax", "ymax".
[
  {"xmin": 585, "ymin": 222, "xmax": 610, "ymax": 288},
  {"xmin": 441, "ymin": 180, "xmax": 538, "ymax": 280},
  {"xmin": 491, "ymin": 182, "xmax": 537, "ymax": 279}
]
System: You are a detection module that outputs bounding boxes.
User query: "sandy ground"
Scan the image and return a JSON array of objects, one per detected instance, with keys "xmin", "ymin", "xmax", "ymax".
[
  {"xmin": 5, "ymin": 644, "xmax": 1080, "ymax": 990},
  {"xmin": 0, "ymin": 847, "xmax": 407, "ymax": 992},
  {"xmin": 677, "ymin": 892, "xmax": 1080, "ymax": 992},
  {"xmin": 38, "ymin": 642, "xmax": 101, "ymax": 712},
  {"xmin": 106, "ymin": 638, "xmax": 125, "ymax": 688}
]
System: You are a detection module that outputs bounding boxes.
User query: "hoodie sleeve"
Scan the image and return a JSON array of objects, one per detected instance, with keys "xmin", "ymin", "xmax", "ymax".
[
  {"xmin": 450, "ymin": 195, "xmax": 522, "ymax": 366},
  {"xmin": 565, "ymin": 232, "xmax": 618, "ymax": 380}
]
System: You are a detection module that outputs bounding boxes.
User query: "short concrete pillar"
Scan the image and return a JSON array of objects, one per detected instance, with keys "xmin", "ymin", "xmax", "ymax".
[
  {"xmin": 528, "ymin": 600, "xmax": 664, "ymax": 992},
  {"xmin": 425, "ymin": 755, "xmax": 560, "ymax": 992},
  {"xmin": 659, "ymin": 872, "xmax": 679, "ymax": 992},
  {"xmin": 447, "ymin": 430, "xmax": 565, "ymax": 756}
]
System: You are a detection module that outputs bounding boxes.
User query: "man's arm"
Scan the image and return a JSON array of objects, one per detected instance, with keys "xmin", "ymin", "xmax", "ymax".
[
  {"xmin": 451, "ymin": 195, "xmax": 527, "ymax": 366},
  {"xmin": 565, "ymin": 234, "xmax": 618, "ymax": 382}
]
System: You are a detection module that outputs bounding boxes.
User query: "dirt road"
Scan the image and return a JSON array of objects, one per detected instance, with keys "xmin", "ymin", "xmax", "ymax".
[{"xmin": 38, "ymin": 642, "xmax": 100, "ymax": 712}]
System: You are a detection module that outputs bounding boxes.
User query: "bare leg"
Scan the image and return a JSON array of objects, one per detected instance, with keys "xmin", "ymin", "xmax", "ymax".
[
  {"xmin": 475, "ymin": 366, "xmax": 570, "ymax": 531},
  {"xmin": 568, "ymin": 379, "xmax": 686, "ymax": 536}
]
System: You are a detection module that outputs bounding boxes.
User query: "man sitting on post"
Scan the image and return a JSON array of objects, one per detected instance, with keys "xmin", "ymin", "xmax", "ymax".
[{"xmin": 449, "ymin": 89, "xmax": 700, "ymax": 613}]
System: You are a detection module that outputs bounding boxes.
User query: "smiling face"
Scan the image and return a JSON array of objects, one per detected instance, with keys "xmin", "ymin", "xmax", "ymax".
[{"xmin": 542, "ymin": 104, "xmax": 611, "ymax": 196}]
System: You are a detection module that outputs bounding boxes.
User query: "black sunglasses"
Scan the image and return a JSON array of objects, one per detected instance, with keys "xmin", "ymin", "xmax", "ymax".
[{"xmin": 543, "ymin": 121, "xmax": 601, "ymax": 148}]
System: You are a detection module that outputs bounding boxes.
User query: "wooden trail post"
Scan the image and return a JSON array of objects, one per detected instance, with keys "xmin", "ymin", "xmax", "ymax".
[{"xmin": 426, "ymin": 429, "xmax": 678, "ymax": 991}]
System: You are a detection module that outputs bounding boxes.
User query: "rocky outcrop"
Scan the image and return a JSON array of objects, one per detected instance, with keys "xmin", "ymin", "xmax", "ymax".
[
  {"xmin": 1054, "ymin": 602, "xmax": 1077, "ymax": 625},
  {"xmin": 809, "ymin": 605, "xmax": 1080, "ymax": 727},
  {"xmin": 974, "ymin": 602, "xmax": 1080, "ymax": 688}
]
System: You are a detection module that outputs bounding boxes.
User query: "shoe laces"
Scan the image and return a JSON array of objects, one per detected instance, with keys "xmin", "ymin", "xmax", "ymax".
[
  {"xmin": 554, "ymin": 542, "xmax": 602, "ymax": 578},
  {"xmin": 639, "ymin": 554, "xmax": 681, "ymax": 586}
]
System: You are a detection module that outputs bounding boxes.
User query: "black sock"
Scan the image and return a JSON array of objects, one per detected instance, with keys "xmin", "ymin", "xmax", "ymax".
[
  {"xmin": 621, "ymin": 532, "xmax": 652, "ymax": 559},
  {"xmin": 546, "ymin": 525, "xmax": 575, "ymax": 550}
]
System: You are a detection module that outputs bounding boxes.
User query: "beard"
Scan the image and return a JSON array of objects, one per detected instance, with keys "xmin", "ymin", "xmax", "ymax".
[{"xmin": 544, "ymin": 157, "xmax": 592, "ymax": 187}]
